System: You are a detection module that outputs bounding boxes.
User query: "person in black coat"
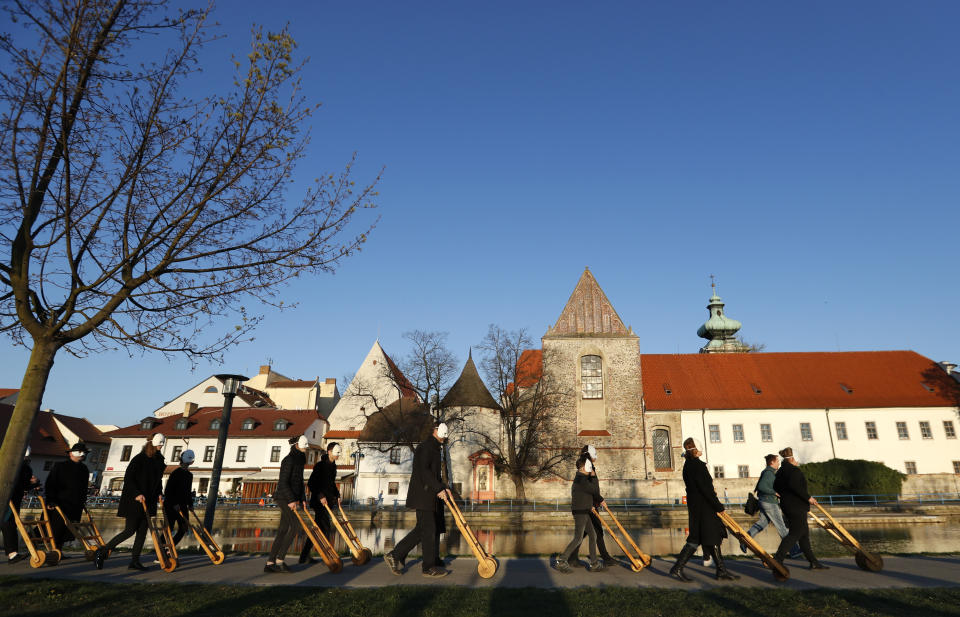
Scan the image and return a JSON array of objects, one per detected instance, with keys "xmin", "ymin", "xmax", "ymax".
[
  {"xmin": 299, "ymin": 441, "xmax": 342, "ymax": 564},
  {"xmin": 568, "ymin": 444, "xmax": 614, "ymax": 568},
  {"xmin": 385, "ymin": 422, "xmax": 449, "ymax": 578},
  {"xmin": 46, "ymin": 442, "xmax": 92, "ymax": 548},
  {"xmin": 669, "ymin": 437, "xmax": 739, "ymax": 582},
  {"xmin": 264, "ymin": 435, "xmax": 308, "ymax": 573},
  {"xmin": 554, "ymin": 453, "xmax": 607, "ymax": 573},
  {"xmin": 3, "ymin": 446, "xmax": 38, "ymax": 564},
  {"xmin": 772, "ymin": 447, "xmax": 828, "ymax": 569},
  {"xmin": 95, "ymin": 434, "xmax": 166, "ymax": 571},
  {"xmin": 163, "ymin": 449, "xmax": 194, "ymax": 546}
]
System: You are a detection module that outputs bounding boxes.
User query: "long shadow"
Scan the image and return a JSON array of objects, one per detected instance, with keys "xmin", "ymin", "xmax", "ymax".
[{"xmin": 491, "ymin": 558, "xmax": 573, "ymax": 617}]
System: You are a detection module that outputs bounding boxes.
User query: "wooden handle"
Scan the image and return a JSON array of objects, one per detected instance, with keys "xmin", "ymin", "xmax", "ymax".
[
  {"xmin": 601, "ymin": 503, "xmax": 651, "ymax": 563},
  {"xmin": 592, "ymin": 508, "xmax": 644, "ymax": 570},
  {"xmin": 440, "ymin": 492, "xmax": 489, "ymax": 563},
  {"xmin": 323, "ymin": 502, "xmax": 362, "ymax": 560}
]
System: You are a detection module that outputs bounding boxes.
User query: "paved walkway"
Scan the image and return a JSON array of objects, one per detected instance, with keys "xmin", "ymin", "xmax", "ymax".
[{"xmin": 9, "ymin": 551, "xmax": 960, "ymax": 590}]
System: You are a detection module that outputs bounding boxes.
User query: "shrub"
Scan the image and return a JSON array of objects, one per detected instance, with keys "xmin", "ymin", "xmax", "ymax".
[{"xmin": 800, "ymin": 459, "xmax": 905, "ymax": 495}]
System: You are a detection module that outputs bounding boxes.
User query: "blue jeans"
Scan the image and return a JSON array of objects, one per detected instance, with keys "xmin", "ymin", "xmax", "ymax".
[{"xmin": 748, "ymin": 500, "xmax": 788, "ymax": 538}]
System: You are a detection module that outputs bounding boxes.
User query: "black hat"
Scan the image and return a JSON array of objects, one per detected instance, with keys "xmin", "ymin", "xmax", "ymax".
[{"xmin": 69, "ymin": 442, "xmax": 90, "ymax": 454}]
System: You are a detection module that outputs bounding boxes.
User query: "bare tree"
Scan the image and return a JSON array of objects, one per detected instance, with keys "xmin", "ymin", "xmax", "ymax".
[
  {"xmin": 734, "ymin": 336, "xmax": 766, "ymax": 352},
  {"xmin": 0, "ymin": 1, "xmax": 380, "ymax": 510},
  {"xmin": 474, "ymin": 325, "xmax": 574, "ymax": 500}
]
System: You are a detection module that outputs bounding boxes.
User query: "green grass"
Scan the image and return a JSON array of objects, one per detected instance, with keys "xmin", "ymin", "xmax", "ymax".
[{"xmin": 2, "ymin": 577, "xmax": 959, "ymax": 617}]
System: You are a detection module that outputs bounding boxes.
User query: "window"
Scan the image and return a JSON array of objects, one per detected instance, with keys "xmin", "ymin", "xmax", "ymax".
[
  {"xmin": 865, "ymin": 421, "xmax": 878, "ymax": 440},
  {"xmin": 175, "ymin": 418, "xmax": 189, "ymax": 430},
  {"xmin": 204, "ymin": 386, "xmax": 218, "ymax": 393},
  {"xmin": 140, "ymin": 419, "xmax": 155, "ymax": 430},
  {"xmin": 236, "ymin": 446, "xmax": 247, "ymax": 462},
  {"xmin": 713, "ymin": 465, "xmax": 725, "ymax": 479},
  {"xmin": 946, "ymin": 421, "xmax": 957, "ymax": 439},
  {"xmin": 270, "ymin": 446, "xmax": 281, "ymax": 462},
  {"xmin": 204, "ymin": 446, "xmax": 215, "ymax": 462},
  {"xmin": 953, "ymin": 461, "xmax": 960, "ymax": 474},
  {"xmin": 653, "ymin": 428, "xmax": 672, "ymax": 471},
  {"xmin": 581, "ymin": 355, "xmax": 603, "ymax": 399},
  {"xmin": 273, "ymin": 419, "xmax": 288, "ymax": 431},
  {"xmin": 242, "ymin": 418, "xmax": 256, "ymax": 430},
  {"xmin": 732, "ymin": 424, "xmax": 744, "ymax": 443},
  {"xmin": 904, "ymin": 461, "xmax": 917, "ymax": 475},
  {"xmin": 389, "ymin": 449, "xmax": 402, "ymax": 465},
  {"xmin": 172, "ymin": 446, "xmax": 182, "ymax": 462},
  {"xmin": 919, "ymin": 421, "xmax": 933, "ymax": 439},
  {"xmin": 109, "ymin": 478, "xmax": 124, "ymax": 491},
  {"xmin": 121, "ymin": 445, "xmax": 132, "ymax": 462},
  {"xmin": 709, "ymin": 424, "xmax": 721, "ymax": 443},
  {"xmin": 760, "ymin": 424, "xmax": 772, "ymax": 442},
  {"xmin": 738, "ymin": 465, "xmax": 750, "ymax": 478},
  {"xmin": 99, "ymin": 450, "xmax": 108, "ymax": 464},
  {"xmin": 662, "ymin": 383, "xmax": 672, "ymax": 395},
  {"xmin": 210, "ymin": 419, "xmax": 221, "ymax": 430},
  {"xmin": 800, "ymin": 422, "xmax": 812, "ymax": 441},
  {"xmin": 387, "ymin": 482, "xmax": 399, "ymax": 495},
  {"xmin": 835, "ymin": 421, "xmax": 848, "ymax": 440},
  {"xmin": 896, "ymin": 421, "xmax": 909, "ymax": 440},
  {"xmin": 198, "ymin": 478, "xmax": 209, "ymax": 494}
]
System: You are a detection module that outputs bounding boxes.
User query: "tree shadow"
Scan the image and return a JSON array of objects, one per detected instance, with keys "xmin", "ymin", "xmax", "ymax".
[{"xmin": 490, "ymin": 558, "xmax": 572, "ymax": 617}]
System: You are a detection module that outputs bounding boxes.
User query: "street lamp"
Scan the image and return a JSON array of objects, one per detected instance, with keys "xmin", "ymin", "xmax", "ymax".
[{"xmin": 203, "ymin": 373, "xmax": 249, "ymax": 531}]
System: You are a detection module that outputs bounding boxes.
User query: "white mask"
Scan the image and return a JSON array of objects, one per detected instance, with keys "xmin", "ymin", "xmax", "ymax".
[
  {"xmin": 436, "ymin": 423, "xmax": 449, "ymax": 439},
  {"xmin": 584, "ymin": 459, "xmax": 594, "ymax": 473},
  {"xmin": 297, "ymin": 435, "xmax": 309, "ymax": 450},
  {"xmin": 587, "ymin": 445, "xmax": 597, "ymax": 460},
  {"xmin": 151, "ymin": 433, "xmax": 166, "ymax": 448},
  {"xmin": 330, "ymin": 444, "xmax": 342, "ymax": 456}
]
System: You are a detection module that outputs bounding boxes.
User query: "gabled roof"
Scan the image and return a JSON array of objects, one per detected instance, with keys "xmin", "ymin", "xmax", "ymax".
[
  {"xmin": 0, "ymin": 405, "xmax": 69, "ymax": 457},
  {"xmin": 441, "ymin": 352, "xmax": 501, "ymax": 410},
  {"xmin": 358, "ymin": 399, "xmax": 433, "ymax": 444},
  {"xmin": 52, "ymin": 413, "xmax": 110, "ymax": 444},
  {"xmin": 108, "ymin": 407, "xmax": 322, "ymax": 438},
  {"xmin": 546, "ymin": 268, "xmax": 632, "ymax": 337},
  {"xmin": 381, "ymin": 345, "xmax": 417, "ymax": 399},
  {"xmin": 0, "ymin": 388, "xmax": 19, "ymax": 399},
  {"xmin": 642, "ymin": 351, "xmax": 960, "ymax": 411},
  {"xmin": 236, "ymin": 386, "xmax": 276, "ymax": 408}
]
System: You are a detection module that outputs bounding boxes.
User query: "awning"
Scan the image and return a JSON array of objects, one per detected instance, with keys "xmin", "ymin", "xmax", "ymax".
[{"xmin": 242, "ymin": 469, "xmax": 281, "ymax": 482}]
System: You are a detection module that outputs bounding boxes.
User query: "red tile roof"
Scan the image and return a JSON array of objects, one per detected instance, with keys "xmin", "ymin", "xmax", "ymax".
[
  {"xmin": 642, "ymin": 351, "xmax": 960, "ymax": 411},
  {"xmin": 0, "ymin": 405, "xmax": 69, "ymax": 457},
  {"xmin": 51, "ymin": 413, "xmax": 110, "ymax": 444},
  {"xmin": 269, "ymin": 379, "xmax": 318, "ymax": 388},
  {"xmin": 505, "ymin": 349, "xmax": 543, "ymax": 395},
  {"xmin": 108, "ymin": 407, "xmax": 322, "ymax": 438},
  {"xmin": 324, "ymin": 429, "xmax": 361, "ymax": 439},
  {"xmin": 0, "ymin": 388, "xmax": 19, "ymax": 399},
  {"xmin": 382, "ymin": 349, "xmax": 418, "ymax": 399}
]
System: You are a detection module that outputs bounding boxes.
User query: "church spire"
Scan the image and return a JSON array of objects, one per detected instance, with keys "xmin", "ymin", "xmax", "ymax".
[{"xmin": 696, "ymin": 278, "xmax": 748, "ymax": 353}]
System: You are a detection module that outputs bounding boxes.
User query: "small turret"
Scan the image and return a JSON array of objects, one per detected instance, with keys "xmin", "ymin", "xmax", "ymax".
[{"xmin": 697, "ymin": 277, "xmax": 749, "ymax": 353}]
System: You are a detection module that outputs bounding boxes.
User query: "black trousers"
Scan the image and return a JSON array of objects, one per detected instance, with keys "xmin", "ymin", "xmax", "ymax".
[
  {"xmin": 104, "ymin": 512, "xmax": 148, "ymax": 559},
  {"xmin": 164, "ymin": 506, "xmax": 189, "ymax": 546},
  {"xmin": 299, "ymin": 507, "xmax": 332, "ymax": 560},
  {"xmin": 774, "ymin": 510, "xmax": 816, "ymax": 563},
  {"xmin": 2, "ymin": 505, "xmax": 20, "ymax": 556},
  {"xmin": 393, "ymin": 510, "xmax": 443, "ymax": 572},
  {"xmin": 49, "ymin": 508, "xmax": 77, "ymax": 547},
  {"xmin": 268, "ymin": 503, "xmax": 302, "ymax": 562},
  {"xmin": 570, "ymin": 514, "xmax": 610, "ymax": 561}
]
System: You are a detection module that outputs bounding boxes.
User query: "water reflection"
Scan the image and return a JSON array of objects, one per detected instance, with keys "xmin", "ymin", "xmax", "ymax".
[{"xmin": 91, "ymin": 519, "xmax": 960, "ymax": 558}]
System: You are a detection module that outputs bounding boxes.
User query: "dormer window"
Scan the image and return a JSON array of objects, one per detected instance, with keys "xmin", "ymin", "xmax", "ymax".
[
  {"xmin": 273, "ymin": 419, "xmax": 289, "ymax": 431},
  {"xmin": 750, "ymin": 383, "xmax": 762, "ymax": 395},
  {"xmin": 662, "ymin": 383, "xmax": 672, "ymax": 395},
  {"xmin": 921, "ymin": 383, "xmax": 935, "ymax": 393},
  {"xmin": 210, "ymin": 418, "xmax": 221, "ymax": 430},
  {"xmin": 840, "ymin": 383, "xmax": 853, "ymax": 394},
  {"xmin": 242, "ymin": 418, "xmax": 256, "ymax": 431},
  {"xmin": 140, "ymin": 418, "xmax": 158, "ymax": 430},
  {"xmin": 174, "ymin": 419, "xmax": 189, "ymax": 431}
]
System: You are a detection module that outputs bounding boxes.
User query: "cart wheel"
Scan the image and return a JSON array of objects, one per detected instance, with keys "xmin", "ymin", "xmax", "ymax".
[
  {"xmin": 855, "ymin": 551, "xmax": 883, "ymax": 572},
  {"xmin": 639, "ymin": 554, "xmax": 653, "ymax": 569},
  {"xmin": 477, "ymin": 556, "xmax": 498, "ymax": 579},
  {"xmin": 352, "ymin": 548, "xmax": 372, "ymax": 566},
  {"xmin": 84, "ymin": 549, "xmax": 96, "ymax": 561},
  {"xmin": 630, "ymin": 562, "xmax": 645, "ymax": 573},
  {"xmin": 212, "ymin": 551, "xmax": 226, "ymax": 565},
  {"xmin": 161, "ymin": 558, "xmax": 178, "ymax": 573},
  {"xmin": 30, "ymin": 551, "xmax": 46, "ymax": 568},
  {"xmin": 329, "ymin": 559, "xmax": 344, "ymax": 574},
  {"xmin": 47, "ymin": 550, "xmax": 61, "ymax": 566},
  {"xmin": 773, "ymin": 568, "xmax": 789, "ymax": 582}
]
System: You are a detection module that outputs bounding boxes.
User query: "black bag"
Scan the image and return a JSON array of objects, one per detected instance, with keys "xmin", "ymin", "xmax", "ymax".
[{"xmin": 744, "ymin": 492, "xmax": 760, "ymax": 516}]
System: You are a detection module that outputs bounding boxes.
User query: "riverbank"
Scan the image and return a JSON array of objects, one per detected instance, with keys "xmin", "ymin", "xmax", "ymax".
[{"xmin": 4, "ymin": 555, "xmax": 960, "ymax": 617}]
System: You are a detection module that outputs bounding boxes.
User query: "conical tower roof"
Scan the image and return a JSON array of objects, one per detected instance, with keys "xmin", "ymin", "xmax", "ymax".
[
  {"xmin": 546, "ymin": 268, "xmax": 633, "ymax": 337},
  {"xmin": 441, "ymin": 351, "xmax": 502, "ymax": 410}
]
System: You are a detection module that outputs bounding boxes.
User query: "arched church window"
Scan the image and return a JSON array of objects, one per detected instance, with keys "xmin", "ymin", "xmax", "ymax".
[
  {"xmin": 653, "ymin": 428, "xmax": 672, "ymax": 471},
  {"xmin": 581, "ymin": 355, "xmax": 603, "ymax": 399}
]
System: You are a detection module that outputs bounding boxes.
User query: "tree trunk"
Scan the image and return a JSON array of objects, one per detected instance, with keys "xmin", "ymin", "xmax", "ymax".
[
  {"xmin": 0, "ymin": 339, "xmax": 59, "ymax": 513},
  {"xmin": 511, "ymin": 473, "xmax": 526, "ymax": 501}
]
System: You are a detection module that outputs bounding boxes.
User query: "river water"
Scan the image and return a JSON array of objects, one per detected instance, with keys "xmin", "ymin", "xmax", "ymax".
[{"xmin": 92, "ymin": 518, "xmax": 960, "ymax": 558}]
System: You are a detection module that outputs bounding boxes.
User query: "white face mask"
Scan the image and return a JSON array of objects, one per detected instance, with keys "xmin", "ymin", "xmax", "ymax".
[
  {"xmin": 297, "ymin": 435, "xmax": 309, "ymax": 450},
  {"xmin": 330, "ymin": 444, "xmax": 342, "ymax": 456},
  {"xmin": 436, "ymin": 423, "xmax": 449, "ymax": 439},
  {"xmin": 586, "ymin": 445, "xmax": 597, "ymax": 460},
  {"xmin": 584, "ymin": 459, "xmax": 594, "ymax": 473},
  {"xmin": 151, "ymin": 433, "xmax": 166, "ymax": 448}
]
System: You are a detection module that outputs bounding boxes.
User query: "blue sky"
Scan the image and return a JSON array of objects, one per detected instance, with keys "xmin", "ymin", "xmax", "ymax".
[{"xmin": 2, "ymin": 1, "xmax": 958, "ymax": 426}]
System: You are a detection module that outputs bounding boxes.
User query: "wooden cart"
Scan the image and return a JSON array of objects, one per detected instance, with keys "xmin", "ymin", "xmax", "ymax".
[
  {"xmin": 8, "ymin": 496, "xmax": 61, "ymax": 568},
  {"xmin": 54, "ymin": 505, "xmax": 106, "ymax": 560},
  {"xmin": 718, "ymin": 510, "xmax": 790, "ymax": 581},
  {"xmin": 182, "ymin": 508, "xmax": 225, "ymax": 565},
  {"xmin": 440, "ymin": 490, "xmax": 498, "ymax": 579},
  {"xmin": 293, "ymin": 505, "xmax": 343, "ymax": 573},
  {"xmin": 142, "ymin": 501, "xmax": 177, "ymax": 572},
  {"xmin": 809, "ymin": 502, "xmax": 883, "ymax": 571},
  {"xmin": 323, "ymin": 502, "xmax": 372, "ymax": 566},
  {"xmin": 591, "ymin": 504, "xmax": 652, "ymax": 572}
]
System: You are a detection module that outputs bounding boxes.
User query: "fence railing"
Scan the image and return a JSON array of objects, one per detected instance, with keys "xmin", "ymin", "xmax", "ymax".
[{"xmin": 19, "ymin": 491, "xmax": 960, "ymax": 512}]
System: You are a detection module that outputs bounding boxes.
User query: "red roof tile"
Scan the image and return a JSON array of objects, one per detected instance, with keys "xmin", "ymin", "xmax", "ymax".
[
  {"xmin": 0, "ymin": 405, "xmax": 69, "ymax": 457},
  {"xmin": 269, "ymin": 379, "xmax": 317, "ymax": 388},
  {"xmin": 506, "ymin": 349, "xmax": 543, "ymax": 395},
  {"xmin": 0, "ymin": 388, "xmax": 19, "ymax": 399},
  {"xmin": 324, "ymin": 429, "xmax": 361, "ymax": 439},
  {"xmin": 108, "ymin": 407, "xmax": 322, "ymax": 438},
  {"xmin": 51, "ymin": 413, "xmax": 110, "ymax": 444},
  {"xmin": 642, "ymin": 351, "xmax": 960, "ymax": 411},
  {"xmin": 382, "ymin": 349, "xmax": 417, "ymax": 399}
]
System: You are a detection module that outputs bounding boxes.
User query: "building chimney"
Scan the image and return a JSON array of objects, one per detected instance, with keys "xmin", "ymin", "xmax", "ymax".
[
  {"xmin": 259, "ymin": 365, "xmax": 271, "ymax": 375},
  {"xmin": 183, "ymin": 402, "xmax": 199, "ymax": 417},
  {"xmin": 325, "ymin": 378, "xmax": 336, "ymax": 385},
  {"xmin": 942, "ymin": 361, "xmax": 957, "ymax": 375}
]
